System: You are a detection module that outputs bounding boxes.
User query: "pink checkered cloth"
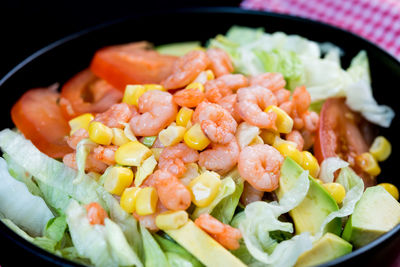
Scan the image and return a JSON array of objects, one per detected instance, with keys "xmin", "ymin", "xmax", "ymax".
[{"xmin": 241, "ymin": 0, "xmax": 400, "ymax": 60}]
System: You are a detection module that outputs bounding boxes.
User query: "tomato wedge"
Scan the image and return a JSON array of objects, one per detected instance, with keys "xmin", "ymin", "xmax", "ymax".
[
  {"xmin": 314, "ymin": 97, "xmax": 376, "ymax": 187},
  {"xmin": 90, "ymin": 41, "xmax": 177, "ymax": 91},
  {"xmin": 11, "ymin": 86, "xmax": 73, "ymax": 158},
  {"xmin": 59, "ymin": 69, "xmax": 122, "ymax": 120}
]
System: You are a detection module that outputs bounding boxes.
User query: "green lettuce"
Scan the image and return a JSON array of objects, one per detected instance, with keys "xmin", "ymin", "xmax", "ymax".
[{"xmin": 141, "ymin": 224, "xmax": 169, "ymax": 267}]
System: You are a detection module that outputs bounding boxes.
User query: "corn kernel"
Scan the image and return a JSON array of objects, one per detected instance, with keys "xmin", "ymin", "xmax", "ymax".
[
  {"xmin": 120, "ymin": 187, "xmax": 141, "ymax": 213},
  {"xmin": 264, "ymin": 105, "xmax": 293, "ymax": 134},
  {"xmin": 115, "ymin": 141, "xmax": 152, "ymax": 166},
  {"xmin": 259, "ymin": 130, "xmax": 277, "ymax": 145},
  {"xmin": 111, "ymin": 128, "xmax": 131, "ymax": 146},
  {"xmin": 250, "ymin": 135, "xmax": 264, "ymax": 145},
  {"xmin": 135, "ymin": 155, "xmax": 157, "ymax": 186},
  {"xmin": 159, "ymin": 124, "xmax": 186, "ymax": 147},
  {"xmin": 378, "ymin": 183, "xmax": 399, "ymax": 200},
  {"xmin": 370, "ymin": 136, "xmax": 392, "ymax": 162},
  {"xmin": 103, "ymin": 166, "xmax": 134, "ymax": 196},
  {"xmin": 144, "ymin": 84, "xmax": 165, "ymax": 91},
  {"xmin": 355, "ymin": 152, "xmax": 381, "ymax": 176},
  {"xmin": 301, "ymin": 151, "xmax": 320, "ymax": 178},
  {"xmin": 185, "ymin": 82, "xmax": 205, "ymax": 92},
  {"xmin": 150, "ymin": 148, "xmax": 163, "ymax": 161},
  {"xmin": 184, "ymin": 123, "xmax": 211, "ymax": 151},
  {"xmin": 123, "ymin": 85, "xmax": 146, "ymax": 106},
  {"xmin": 180, "ymin": 163, "xmax": 200, "ymax": 186},
  {"xmin": 205, "ymin": 70, "xmax": 215, "ymax": 80},
  {"xmin": 135, "ymin": 187, "xmax": 158, "ymax": 216},
  {"xmin": 323, "ymin": 183, "xmax": 346, "ymax": 204},
  {"xmin": 142, "ymin": 136, "xmax": 157, "ymax": 147},
  {"xmin": 88, "ymin": 121, "xmax": 113, "ymax": 145},
  {"xmin": 176, "ymin": 107, "xmax": 194, "ymax": 127},
  {"xmin": 87, "ymin": 172, "xmax": 102, "ymax": 181},
  {"xmin": 122, "ymin": 122, "xmax": 138, "ymax": 142},
  {"xmin": 235, "ymin": 122, "xmax": 260, "ymax": 150},
  {"xmin": 274, "ymin": 141, "xmax": 303, "ymax": 165},
  {"xmin": 69, "ymin": 113, "xmax": 94, "ymax": 135},
  {"xmin": 155, "ymin": 210, "xmax": 189, "ymax": 230},
  {"xmin": 189, "ymin": 171, "xmax": 221, "ymax": 207}
]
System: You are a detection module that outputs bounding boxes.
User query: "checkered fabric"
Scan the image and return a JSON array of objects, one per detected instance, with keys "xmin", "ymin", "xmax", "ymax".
[{"xmin": 241, "ymin": 0, "xmax": 400, "ymax": 60}]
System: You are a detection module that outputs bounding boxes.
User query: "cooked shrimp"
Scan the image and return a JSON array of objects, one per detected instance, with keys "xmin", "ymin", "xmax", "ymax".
[
  {"xmin": 173, "ymin": 87, "xmax": 205, "ymax": 108},
  {"xmin": 66, "ymin": 128, "xmax": 89, "ymax": 149},
  {"xmin": 63, "ymin": 152, "xmax": 108, "ymax": 174},
  {"xmin": 250, "ymin": 72, "xmax": 286, "ymax": 92},
  {"xmin": 279, "ymin": 101, "xmax": 293, "ymax": 116},
  {"xmin": 158, "ymin": 143, "xmax": 199, "ymax": 177},
  {"xmin": 240, "ymin": 181, "xmax": 264, "ymax": 206},
  {"xmin": 236, "ymin": 86, "xmax": 278, "ymax": 129},
  {"xmin": 274, "ymin": 88, "xmax": 291, "ymax": 105},
  {"xmin": 302, "ymin": 111, "xmax": 319, "ymax": 132},
  {"xmin": 92, "ymin": 145, "xmax": 118, "ymax": 165},
  {"xmin": 150, "ymin": 170, "xmax": 192, "ymax": 211},
  {"xmin": 238, "ymin": 144, "xmax": 284, "ymax": 192},
  {"xmin": 192, "ymin": 102, "xmax": 237, "ymax": 144},
  {"xmin": 129, "ymin": 90, "xmax": 177, "ymax": 136},
  {"xmin": 94, "ymin": 103, "xmax": 132, "ymax": 129},
  {"xmin": 206, "ymin": 48, "xmax": 234, "ymax": 77},
  {"xmin": 286, "ymin": 130, "xmax": 304, "ymax": 151},
  {"xmin": 217, "ymin": 94, "xmax": 242, "ymax": 123},
  {"xmin": 133, "ymin": 201, "xmax": 168, "ymax": 231},
  {"xmin": 194, "ymin": 213, "xmax": 242, "ymax": 250},
  {"xmin": 292, "ymin": 86, "xmax": 311, "ymax": 115},
  {"xmin": 162, "ymin": 50, "xmax": 210, "ymax": 90},
  {"xmin": 204, "ymin": 74, "xmax": 248, "ymax": 103},
  {"xmin": 301, "ymin": 129, "xmax": 315, "ymax": 151},
  {"xmin": 198, "ymin": 138, "xmax": 239, "ymax": 175}
]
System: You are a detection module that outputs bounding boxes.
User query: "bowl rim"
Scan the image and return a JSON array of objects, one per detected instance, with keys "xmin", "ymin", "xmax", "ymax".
[{"xmin": 1, "ymin": 6, "xmax": 399, "ymax": 267}]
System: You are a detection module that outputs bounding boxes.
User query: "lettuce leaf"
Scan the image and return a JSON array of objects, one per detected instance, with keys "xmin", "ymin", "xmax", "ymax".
[
  {"xmin": 141, "ymin": 224, "xmax": 169, "ymax": 267},
  {"xmin": 319, "ymin": 157, "xmax": 349, "ymax": 183}
]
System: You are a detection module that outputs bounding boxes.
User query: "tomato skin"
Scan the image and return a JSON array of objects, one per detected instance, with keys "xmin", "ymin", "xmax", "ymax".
[
  {"xmin": 90, "ymin": 42, "xmax": 177, "ymax": 91},
  {"xmin": 85, "ymin": 202, "xmax": 108, "ymax": 225},
  {"xmin": 11, "ymin": 86, "xmax": 73, "ymax": 158},
  {"xmin": 59, "ymin": 69, "xmax": 122, "ymax": 120}
]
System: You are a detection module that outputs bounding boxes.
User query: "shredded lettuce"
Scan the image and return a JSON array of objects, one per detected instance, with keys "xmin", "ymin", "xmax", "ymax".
[
  {"xmin": 319, "ymin": 157, "xmax": 349, "ymax": 183},
  {"xmin": 141, "ymin": 224, "xmax": 169, "ymax": 267},
  {"xmin": 74, "ymin": 138, "xmax": 96, "ymax": 184}
]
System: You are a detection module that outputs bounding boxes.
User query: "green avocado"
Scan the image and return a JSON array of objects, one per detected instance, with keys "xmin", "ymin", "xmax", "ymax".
[
  {"xmin": 156, "ymin": 41, "xmax": 203, "ymax": 56},
  {"xmin": 342, "ymin": 186, "xmax": 400, "ymax": 248},
  {"xmin": 277, "ymin": 157, "xmax": 342, "ymax": 235},
  {"xmin": 295, "ymin": 233, "xmax": 352, "ymax": 267}
]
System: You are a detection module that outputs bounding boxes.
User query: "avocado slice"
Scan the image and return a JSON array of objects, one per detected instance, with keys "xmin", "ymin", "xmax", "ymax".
[
  {"xmin": 156, "ymin": 42, "xmax": 203, "ymax": 56},
  {"xmin": 342, "ymin": 186, "xmax": 400, "ymax": 248},
  {"xmin": 277, "ymin": 157, "xmax": 342, "ymax": 235},
  {"xmin": 165, "ymin": 220, "xmax": 246, "ymax": 267},
  {"xmin": 295, "ymin": 233, "xmax": 352, "ymax": 267}
]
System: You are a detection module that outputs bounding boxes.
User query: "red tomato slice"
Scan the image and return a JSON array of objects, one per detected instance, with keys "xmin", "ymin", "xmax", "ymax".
[
  {"xmin": 11, "ymin": 86, "xmax": 73, "ymax": 158},
  {"xmin": 90, "ymin": 41, "xmax": 177, "ymax": 91},
  {"xmin": 59, "ymin": 69, "xmax": 122, "ymax": 120},
  {"xmin": 314, "ymin": 98, "xmax": 375, "ymax": 187}
]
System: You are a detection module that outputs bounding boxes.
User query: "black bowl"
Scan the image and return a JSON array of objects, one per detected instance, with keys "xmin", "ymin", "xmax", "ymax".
[{"xmin": 1, "ymin": 7, "xmax": 399, "ymax": 267}]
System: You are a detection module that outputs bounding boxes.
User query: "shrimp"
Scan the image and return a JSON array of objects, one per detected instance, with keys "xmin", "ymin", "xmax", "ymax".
[
  {"xmin": 301, "ymin": 129, "xmax": 315, "ymax": 151},
  {"xmin": 286, "ymin": 130, "xmax": 304, "ymax": 151},
  {"xmin": 158, "ymin": 143, "xmax": 199, "ymax": 177},
  {"xmin": 236, "ymin": 86, "xmax": 278, "ymax": 129},
  {"xmin": 204, "ymin": 74, "xmax": 248, "ymax": 103},
  {"xmin": 63, "ymin": 152, "xmax": 108, "ymax": 174},
  {"xmin": 240, "ymin": 181, "xmax": 264, "ymax": 206},
  {"xmin": 92, "ymin": 145, "xmax": 118, "ymax": 165},
  {"xmin": 206, "ymin": 48, "xmax": 234, "ymax": 77},
  {"xmin": 94, "ymin": 103, "xmax": 132, "ymax": 129},
  {"xmin": 238, "ymin": 144, "xmax": 284, "ymax": 192},
  {"xmin": 129, "ymin": 90, "xmax": 178, "ymax": 136},
  {"xmin": 279, "ymin": 101, "xmax": 293, "ymax": 116},
  {"xmin": 198, "ymin": 138, "xmax": 239, "ymax": 175},
  {"xmin": 149, "ymin": 170, "xmax": 192, "ymax": 211},
  {"xmin": 162, "ymin": 50, "xmax": 210, "ymax": 90},
  {"xmin": 250, "ymin": 72, "xmax": 286, "ymax": 92},
  {"xmin": 194, "ymin": 213, "xmax": 242, "ymax": 250},
  {"xmin": 133, "ymin": 201, "xmax": 168, "ymax": 231},
  {"xmin": 302, "ymin": 111, "xmax": 319, "ymax": 132},
  {"xmin": 173, "ymin": 87, "xmax": 205, "ymax": 108},
  {"xmin": 217, "ymin": 94, "xmax": 242, "ymax": 123},
  {"xmin": 292, "ymin": 86, "xmax": 311, "ymax": 115},
  {"xmin": 274, "ymin": 88, "xmax": 291, "ymax": 105},
  {"xmin": 66, "ymin": 128, "xmax": 89, "ymax": 149},
  {"xmin": 192, "ymin": 102, "xmax": 237, "ymax": 144}
]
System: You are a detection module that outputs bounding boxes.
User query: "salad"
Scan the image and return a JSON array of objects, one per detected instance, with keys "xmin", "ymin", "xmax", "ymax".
[{"xmin": 0, "ymin": 26, "xmax": 399, "ymax": 267}]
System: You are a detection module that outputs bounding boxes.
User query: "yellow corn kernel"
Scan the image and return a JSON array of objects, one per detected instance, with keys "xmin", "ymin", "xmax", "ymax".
[
  {"xmin": 135, "ymin": 187, "xmax": 158, "ymax": 216},
  {"xmin": 259, "ymin": 130, "xmax": 277, "ymax": 145},
  {"xmin": 378, "ymin": 183, "xmax": 399, "ymax": 200},
  {"xmin": 103, "ymin": 166, "xmax": 134, "ymax": 196},
  {"xmin": 250, "ymin": 135, "xmax": 264, "ymax": 146},
  {"xmin": 150, "ymin": 148, "xmax": 163, "ymax": 161},
  {"xmin": 87, "ymin": 172, "xmax": 102, "ymax": 181},
  {"xmin": 176, "ymin": 107, "xmax": 194, "ymax": 127},
  {"xmin": 158, "ymin": 124, "xmax": 186, "ymax": 147},
  {"xmin": 188, "ymin": 171, "xmax": 221, "ymax": 207},
  {"xmin": 323, "ymin": 183, "xmax": 346, "ymax": 204},
  {"xmin": 120, "ymin": 187, "xmax": 141, "ymax": 213},
  {"xmin": 88, "ymin": 121, "xmax": 113, "ymax": 145},
  {"xmin": 235, "ymin": 122, "xmax": 260, "ymax": 150},
  {"xmin": 180, "ymin": 163, "xmax": 200, "ymax": 186},
  {"xmin": 123, "ymin": 85, "xmax": 146, "ymax": 106},
  {"xmin": 144, "ymin": 84, "xmax": 165, "ymax": 91},
  {"xmin": 356, "ymin": 152, "xmax": 381, "ymax": 176},
  {"xmin": 111, "ymin": 128, "xmax": 131, "ymax": 146},
  {"xmin": 115, "ymin": 141, "xmax": 152, "ymax": 166},
  {"xmin": 155, "ymin": 210, "xmax": 189, "ymax": 230},
  {"xmin": 68, "ymin": 113, "xmax": 94, "ymax": 135},
  {"xmin": 264, "ymin": 105, "xmax": 293, "ymax": 134},
  {"xmin": 185, "ymin": 82, "xmax": 205, "ymax": 92},
  {"xmin": 301, "ymin": 151, "xmax": 320, "ymax": 178},
  {"xmin": 205, "ymin": 70, "xmax": 215, "ymax": 80},
  {"xmin": 184, "ymin": 123, "xmax": 211, "ymax": 151},
  {"xmin": 274, "ymin": 142, "xmax": 303, "ymax": 165},
  {"xmin": 135, "ymin": 155, "xmax": 157, "ymax": 186},
  {"xmin": 369, "ymin": 136, "xmax": 392, "ymax": 162}
]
